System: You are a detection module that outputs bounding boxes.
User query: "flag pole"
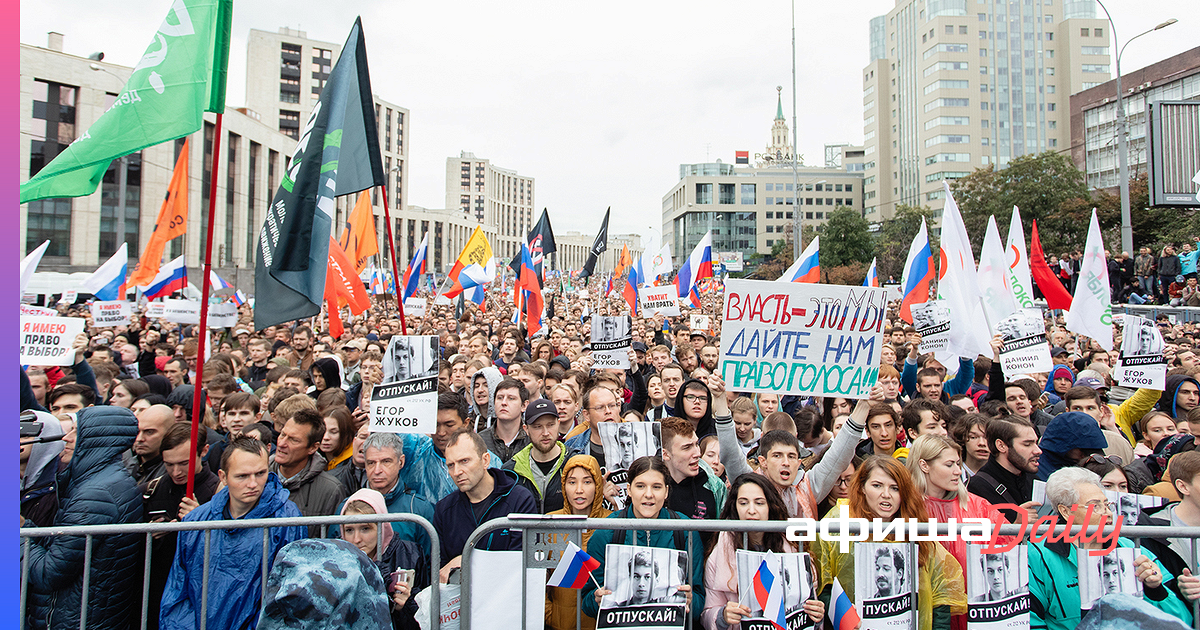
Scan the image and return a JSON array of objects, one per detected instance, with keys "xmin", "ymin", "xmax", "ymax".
[
  {"xmin": 187, "ymin": 112, "xmax": 223, "ymax": 499},
  {"xmin": 380, "ymin": 185, "xmax": 407, "ymax": 335}
]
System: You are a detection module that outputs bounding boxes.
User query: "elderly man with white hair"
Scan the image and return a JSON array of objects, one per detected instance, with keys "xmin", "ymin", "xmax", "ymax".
[{"xmin": 1027, "ymin": 467, "xmax": 1193, "ymax": 630}]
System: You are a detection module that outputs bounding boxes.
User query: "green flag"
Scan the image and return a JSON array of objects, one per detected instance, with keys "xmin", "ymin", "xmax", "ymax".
[{"xmin": 20, "ymin": 0, "xmax": 232, "ymax": 204}]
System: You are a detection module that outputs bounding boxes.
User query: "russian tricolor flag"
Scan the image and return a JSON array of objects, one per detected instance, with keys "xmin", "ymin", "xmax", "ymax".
[
  {"xmin": 547, "ymin": 541, "xmax": 601, "ymax": 589},
  {"xmin": 899, "ymin": 217, "xmax": 935, "ymax": 324},
  {"xmin": 675, "ymin": 230, "xmax": 713, "ymax": 308},
  {"xmin": 368, "ymin": 267, "xmax": 386, "ymax": 295},
  {"xmin": 81, "ymin": 243, "xmax": 128, "ymax": 301},
  {"xmin": 403, "ymin": 233, "xmax": 428, "ymax": 301},
  {"xmin": 623, "ymin": 257, "xmax": 642, "ymax": 315},
  {"xmin": 752, "ymin": 553, "xmax": 787, "ymax": 630},
  {"xmin": 863, "ymin": 257, "xmax": 879, "ymax": 287},
  {"xmin": 142, "ymin": 255, "xmax": 187, "ymax": 300},
  {"xmin": 780, "ymin": 236, "xmax": 820, "ymax": 283},
  {"xmin": 828, "ymin": 577, "xmax": 861, "ymax": 630}
]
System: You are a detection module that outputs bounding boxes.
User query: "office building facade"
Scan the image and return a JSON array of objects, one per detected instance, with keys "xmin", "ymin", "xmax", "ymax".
[
  {"xmin": 862, "ymin": 0, "xmax": 1111, "ymax": 218},
  {"xmin": 444, "ymin": 151, "xmax": 535, "ymax": 262}
]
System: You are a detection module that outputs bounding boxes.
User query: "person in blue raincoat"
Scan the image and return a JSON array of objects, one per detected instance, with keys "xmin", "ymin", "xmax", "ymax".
[{"xmin": 159, "ymin": 437, "xmax": 306, "ymax": 630}]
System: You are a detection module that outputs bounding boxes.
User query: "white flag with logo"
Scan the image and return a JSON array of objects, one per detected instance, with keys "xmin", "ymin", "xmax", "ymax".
[
  {"xmin": 937, "ymin": 182, "xmax": 992, "ymax": 366},
  {"xmin": 1066, "ymin": 209, "xmax": 1113, "ymax": 350},
  {"xmin": 978, "ymin": 215, "xmax": 1019, "ymax": 331},
  {"xmin": 1007, "ymin": 206, "xmax": 1036, "ymax": 308}
]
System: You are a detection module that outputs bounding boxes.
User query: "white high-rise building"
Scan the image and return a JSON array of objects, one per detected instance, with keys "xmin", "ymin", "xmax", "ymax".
[{"xmin": 862, "ymin": 0, "xmax": 1111, "ymax": 219}]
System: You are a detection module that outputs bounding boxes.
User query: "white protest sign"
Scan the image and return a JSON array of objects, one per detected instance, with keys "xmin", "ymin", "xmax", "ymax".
[
  {"xmin": 1115, "ymin": 315, "xmax": 1166, "ymax": 389},
  {"xmin": 62, "ymin": 290, "xmax": 78, "ymax": 305},
  {"xmin": 912, "ymin": 300, "xmax": 952, "ymax": 355},
  {"xmin": 207, "ymin": 302, "xmax": 239, "ymax": 329},
  {"xmin": 20, "ymin": 305, "xmax": 57, "ymax": 317},
  {"xmin": 20, "ymin": 316, "xmax": 85, "ymax": 366},
  {"xmin": 403, "ymin": 298, "xmax": 427, "ymax": 318},
  {"xmin": 433, "ymin": 295, "xmax": 452, "ymax": 306},
  {"xmin": 965, "ymin": 544, "xmax": 1030, "ymax": 630},
  {"xmin": 146, "ymin": 301, "xmax": 166, "ymax": 319},
  {"xmin": 161, "ymin": 299, "xmax": 201, "ymax": 325},
  {"xmin": 591, "ymin": 314, "xmax": 631, "ymax": 369},
  {"xmin": 577, "ymin": 289, "xmax": 589, "ymax": 299},
  {"xmin": 719, "ymin": 279, "xmax": 887, "ymax": 397},
  {"xmin": 372, "ymin": 335, "xmax": 441, "ymax": 433},
  {"xmin": 89, "ymin": 301, "xmax": 133, "ymax": 328},
  {"xmin": 689, "ymin": 314, "xmax": 711, "ymax": 333},
  {"xmin": 997, "ymin": 309, "xmax": 1051, "ymax": 375},
  {"xmin": 637, "ymin": 286, "xmax": 680, "ymax": 316},
  {"xmin": 856, "ymin": 542, "xmax": 915, "ymax": 630}
]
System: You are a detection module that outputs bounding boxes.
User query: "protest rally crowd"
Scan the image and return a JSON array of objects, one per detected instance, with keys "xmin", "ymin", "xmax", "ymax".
[{"xmin": 20, "ymin": 240, "xmax": 1200, "ymax": 630}]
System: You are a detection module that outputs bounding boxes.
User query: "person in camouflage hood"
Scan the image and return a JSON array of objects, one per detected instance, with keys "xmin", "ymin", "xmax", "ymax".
[{"xmin": 257, "ymin": 539, "xmax": 392, "ymax": 630}]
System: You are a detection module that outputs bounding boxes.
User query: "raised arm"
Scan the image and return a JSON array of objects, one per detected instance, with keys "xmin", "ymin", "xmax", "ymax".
[
  {"xmin": 709, "ymin": 374, "xmax": 754, "ymax": 481},
  {"xmin": 808, "ymin": 387, "xmax": 879, "ymax": 501}
]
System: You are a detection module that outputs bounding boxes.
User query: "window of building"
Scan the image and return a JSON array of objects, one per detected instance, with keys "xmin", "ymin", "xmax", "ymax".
[
  {"xmin": 28, "ymin": 79, "xmax": 80, "ymax": 257},
  {"xmin": 764, "ymin": 183, "xmax": 773, "ymax": 191},
  {"xmin": 1094, "ymin": 28, "xmax": 1103, "ymax": 38},
  {"xmin": 946, "ymin": 25, "xmax": 954, "ymax": 35},
  {"xmin": 815, "ymin": 198, "xmax": 824, "ymax": 206},
  {"xmin": 765, "ymin": 197, "xmax": 774, "ymax": 205},
  {"xmin": 279, "ymin": 109, "xmax": 300, "ymax": 139},
  {"xmin": 1080, "ymin": 28, "xmax": 1089, "ymax": 36},
  {"xmin": 1081, "ymin": 64, "xmax": 1109, "ymax": 73},
  {"xmin": 695, "ymin": 183, "xmax": 712, "ymax": 204},
  {"xmin": 960, "ymin": 25, "xmax": 968, "ymax": 34},
  {"xmin": 741, "ymin": 183, "xmax": 756, "ymax": 205},
  {"xmin": 766, "ymin": 211, "xmax": 774, "ymax": 219},
  {"xmin": 766, "ymin": 240, "xmax": 774, "ymax": 247},
  {"xmin": 718, "ymin": 183, "xmax": 736, "ymax": 204}
]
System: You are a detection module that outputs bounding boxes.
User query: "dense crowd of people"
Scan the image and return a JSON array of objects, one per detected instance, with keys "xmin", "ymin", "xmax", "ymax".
[{"xmin": 19, "ymin": 277, "xmax": 1200, "ymax": 630}]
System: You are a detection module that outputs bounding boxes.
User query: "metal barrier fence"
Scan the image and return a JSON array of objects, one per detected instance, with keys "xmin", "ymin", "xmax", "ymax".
[
  {"xmin": 459, "ymin": 516, "xmax": 1200, "ymax": 630},
  {"xmin": 19, "ymin": 512, "xmax": 440, "ymax": 630}
]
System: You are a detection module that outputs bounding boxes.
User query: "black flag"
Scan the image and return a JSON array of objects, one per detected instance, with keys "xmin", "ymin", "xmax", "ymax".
[
  {"xmin": 510, "ymin": 207, "xmax": 557, "ymax": 283},
  {"xmin": 578, "ymin": 207, "xmax": 610, "ymax": 279}
]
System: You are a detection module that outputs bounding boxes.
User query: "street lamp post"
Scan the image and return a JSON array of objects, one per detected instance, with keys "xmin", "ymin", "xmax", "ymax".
[
  {"xmin": 91, "ymin": 63, "xmax": 130, "ymax": 260},
  {"xmin": 791, "ymin": 0, "xmax": 801, "ymax": 260},
  {"xmin": 1092, "ymin": 2, "xmax": 1177, "ymax": 254}
]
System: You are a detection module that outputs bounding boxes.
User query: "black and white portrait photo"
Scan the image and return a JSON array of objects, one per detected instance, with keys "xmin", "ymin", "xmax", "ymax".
[
  {"xmin": 1079, "ymin": 547, "xmax": 1141, "ymax": 609},
  {"xmin": 591, "ymin": 314, "xmax": 632, "ymax": 369},
  {"xmin": 736, "ymin": 551, "xmax": 815, "ymax": 622},
  {"xmin": 601, "ymin": 546, "xmax": 685, "ymax": 608},
  {"xmin": 855, "ymin": 543, "xmax": 914, "ymax": 629},
  {"xmin": 1122, "ymin": 317, "xmax": 1164, "ymax": 358},
  {"xmin": 911, "ymin": 301, "xmax": 951, "ymax": 334},
  {"xmin": 996, "ymin": 310, "xmax": 1047, "ymax": 343},
  {"xmin": 1103, "ymin": 490, "xmax": 1165, "ymax": 528},
  {"xmin": 598, "ymin": 422, "xmax": 662, "ymax": 473},
  {"xmin": 966, "ymin": 545, "xmax": 1028, "ymax": 603},
  {"xmin": 382, "ymin": 335, "xmax": 439, "ymax": 383}
]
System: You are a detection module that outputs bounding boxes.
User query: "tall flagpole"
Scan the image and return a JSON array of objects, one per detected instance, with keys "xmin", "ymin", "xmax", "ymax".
[
  {"xmin": 381, "ymin": 185, "xmax": 407, "ymax": 335},
  {"xmin": 187, "ymin": 113, "xmax": 223, "ymax": 498}
]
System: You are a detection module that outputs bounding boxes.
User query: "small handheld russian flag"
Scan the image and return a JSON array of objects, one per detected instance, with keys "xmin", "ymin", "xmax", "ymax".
[
  {"xmin": 752, "ymin": 552, "xmax": 787, "ymax": 630},
  {"xmin": 863, "ymin": 257, "xmax": 879, "ymax": 288},
  {"xmin": 546, "ymin": 541, "xmax": 601, "ymax": 589},
  {"xmin": 828, "ymin": 577, "xmax": 861, "ymax": 630}
]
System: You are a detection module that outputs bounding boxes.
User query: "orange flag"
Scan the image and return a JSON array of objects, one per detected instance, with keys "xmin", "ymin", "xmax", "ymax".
[
  {"xmin": 338, "ymin": 190, "xmax": 379, "ymax": 274},
  {"xmin": 325, "ymin": 238, "xmax": 371, "ymax": 338},
  {"xmin": 128, "ymin": 140, "xmax": 189, "ymax": 286},
  {"xmin": 614, "ymin": 243, "xmax": 631, "ymax": 277}
]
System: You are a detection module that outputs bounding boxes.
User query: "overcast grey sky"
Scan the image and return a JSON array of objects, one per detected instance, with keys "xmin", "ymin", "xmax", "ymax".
[{"xmin": 21, "ymin": 0, "xmax": 1200, "ymax": 235}]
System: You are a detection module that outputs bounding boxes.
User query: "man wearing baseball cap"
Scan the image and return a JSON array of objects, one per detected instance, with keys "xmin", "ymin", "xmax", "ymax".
[
  {"xmin": 502, "ymin": 398, "xmax": 577, "ymax": 513},
  {"xmin": 340, "ymin": 338, "xmax": 367, "ymax": 388}
]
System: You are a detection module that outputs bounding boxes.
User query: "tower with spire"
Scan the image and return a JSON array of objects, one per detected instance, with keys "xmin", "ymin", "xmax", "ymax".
[{"xmin": 770, "ymin": 86, "xmax": 790, "ymax": 159}]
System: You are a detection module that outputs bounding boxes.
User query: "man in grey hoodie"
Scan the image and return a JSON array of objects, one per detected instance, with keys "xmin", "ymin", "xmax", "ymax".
[
  {"xmin": 21, "ymin": 410, "xmax": 64, "ymax": 527},
  {"xmin": 470, "ymin": 366, "xmax": 504, "ymax": 432}
]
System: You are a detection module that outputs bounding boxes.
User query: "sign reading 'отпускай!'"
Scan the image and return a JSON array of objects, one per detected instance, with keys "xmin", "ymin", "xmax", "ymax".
[{"xmin": 719, "ymin": 279, "xmax": 887, "ymax": 398}]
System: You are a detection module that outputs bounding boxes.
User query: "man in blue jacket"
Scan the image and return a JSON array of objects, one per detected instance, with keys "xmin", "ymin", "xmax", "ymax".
[
  {"xmin": 159, "ymin": 436, "xmax": 306, "ymax": 630},
  {"xmin": 433, "ymin": 429, "xmax": 537, "ymax": 584}
]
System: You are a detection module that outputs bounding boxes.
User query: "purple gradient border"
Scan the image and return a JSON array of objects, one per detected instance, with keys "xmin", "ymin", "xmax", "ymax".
[{"xmin": 4, "ymin": 0, "xmax": 23, "ymax": 620}]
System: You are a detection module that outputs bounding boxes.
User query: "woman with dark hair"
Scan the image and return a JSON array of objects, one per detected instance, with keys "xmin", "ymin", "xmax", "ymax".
[
  {"xmin": 674, "ymin": 378, "xmax": 717, "ymax": 439},
  {"xmin": 321, "ymin": 407, "xmax": 356, "ymax": 470},
  {"xmin": 950, "ymin": 413, "xmax": 991, "ymax": 482},
  {"xmin": 109, "ymin": 379, "xmax": 149, "ymax": 408},
  {"xmin": 1079, "ymin": 453, "xmax": 1131, "ymax": 493},
  {"xmin": 582, "ymin": 457, "xmax": 705, "ymax": 624},
  {"xmin": 816, "ymin": 456, "xmax": 966, "ymax": 630},
  {"xmin": 309, "ymin": 357, "xmax": 343, "ymax": 398},
  {"xmin": 531, "ymin": 340, "xmax": 554, "ymax": 363},
  {"xmin": 821, "ymin": 397, "xmax": 853, "ymax": 431},
  {"xmin": 702, "ymin": 473, "xmax": 824, "ymax": 629}
]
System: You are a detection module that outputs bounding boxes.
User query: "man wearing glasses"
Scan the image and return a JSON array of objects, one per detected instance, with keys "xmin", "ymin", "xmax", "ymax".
[{"xmin": 564, "ymin": 384, "xmax": 621, "ymax": 470}]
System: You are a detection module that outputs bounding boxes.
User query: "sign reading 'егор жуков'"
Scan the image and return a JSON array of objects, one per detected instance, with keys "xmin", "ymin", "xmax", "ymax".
[{"xmin": 719, "ymin": 279, "xmax": 888, "ymax": 398}]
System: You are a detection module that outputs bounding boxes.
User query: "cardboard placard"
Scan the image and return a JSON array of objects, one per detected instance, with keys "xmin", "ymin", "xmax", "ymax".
[
  {"xmin": 638, "ymin": 286, "xmax": 680, "ymax": 316},
  {"xmin": 372, "ymin": 335, "xmax": 441, "ymax": 433},
  {"xmin": 1114, "ymin": 315, "xmax": 1167, "ymax": 389},
  {"xmin": 591, "ymin": 315, "xmax": 631, "ymax": 369},
  {"xmin": 207, "ymin": 302, "xmax": 238, "ymax": 329},
  {"xmin": 90, "ymin": 301, "xmax": 133, "ymax": 327},
  {"xmin": 146, "ymin": 301, "xmax": 166, "ymax": 319},
  {"xmin": 997, "ymin": 309, "xmax": 1051, "ymax": 376},
  {"xmin": 161, "ymin": 299, "xmax": 200, "ymax": 325},
  {"xmin": 20, "ymin": 316, "xmax": 85, "ymax": 366},
  {"xmin": 912, "ymin": 300, "xmax": 952, "ymax": 356},
  {"xmin": 965, "ymin": 544, "xmax": 1031, "ymax": 630},
  {"xmin": 719, "ymin": 279, "xmax": 887, "ymax": 397},
  {"xmin": 404, "ymin": 298, "xmax": 427, "ymax": 318},
  {"xmin": 689, "ymin": 314, "xmax": 711, "ymax": 333},
  {"xmin": 20, "ymin": 305, "xmax": 57, "ymax": 317}
]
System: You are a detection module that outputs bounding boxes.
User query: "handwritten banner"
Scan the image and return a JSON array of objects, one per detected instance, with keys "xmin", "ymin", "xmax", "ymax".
[
  {"xmin": 719, "ymin": 279, "xmax": 886, "ymax": 397},
  {"xmin": 20, "ymin": 316, "xmax": 85, "ymax": 366},
  {"xmin": 638, "ymin": 286, "xmax": 680, "ymax": 316},
  {"xmin": 90, "ymin": 301, "xmax": 133, "ymax": 327}
]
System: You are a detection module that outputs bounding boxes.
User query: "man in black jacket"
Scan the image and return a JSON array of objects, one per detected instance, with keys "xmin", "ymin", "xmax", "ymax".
[
  {"xmin": 434, "ymin": 429, "xmax": 536, "ymax": 583},
  {"xmin": 967, "ymin": 418, "xmax": 1042, "ymax": 523},
  {"xmin": 141, "ymin": 422, "xmax": 220, "ymax": 630}
]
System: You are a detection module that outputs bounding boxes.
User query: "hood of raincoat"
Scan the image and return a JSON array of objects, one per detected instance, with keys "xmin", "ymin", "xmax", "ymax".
[
  {"xmin": 470, "ymin": 366, "xmax": 504, "ymax": 419},
  {"xmin": 1158, "ymin": 374, "xmax": 1200, "ymax": 420},
  {"xmin": 555, "ymin": 454, "xmax": 609, "ymax": 518},
  {"xmin": 258, "ymin": 539, "xmax": 391, "ymax": 630},
  {"xmin": 23, "ymin": 410, "xmax": 64, "ymax": 492},
  {"xmin": 341, "ymin": 487, "xmax": 394, "ymax": 552}
]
